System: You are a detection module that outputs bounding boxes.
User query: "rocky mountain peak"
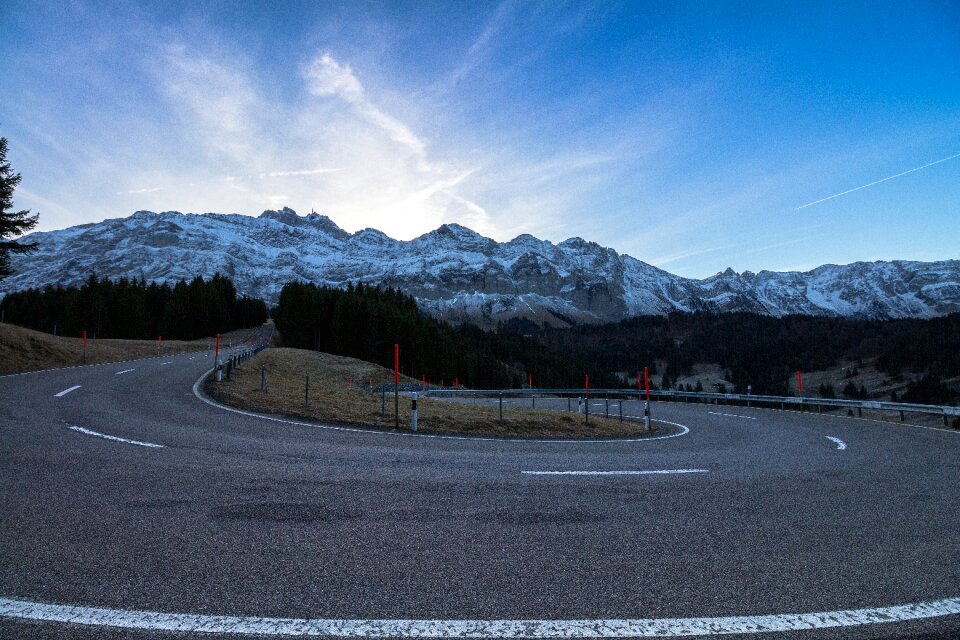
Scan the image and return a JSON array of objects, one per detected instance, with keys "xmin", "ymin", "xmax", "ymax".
[{"xmin": 4, "ymin": 210, "xmax": 959, "ymax": 328}]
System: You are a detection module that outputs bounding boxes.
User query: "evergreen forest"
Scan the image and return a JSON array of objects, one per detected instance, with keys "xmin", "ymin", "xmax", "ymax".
[
  {"xmin": 531, "ymin": 311, "xmax": 960, "ymax": 403},
  {"xmin": 272, "ymin": 281, "xmax": 618, "ymax": 389},
  {"xmin": 0, "ymin": 274, "xmax": 268, "ymax": 341}
]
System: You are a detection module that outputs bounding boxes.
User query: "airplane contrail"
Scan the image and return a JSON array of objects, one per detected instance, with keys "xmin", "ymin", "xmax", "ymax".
[{"xmin": 796, "ymin": 151, "xmax": 960, "ymax": 210}]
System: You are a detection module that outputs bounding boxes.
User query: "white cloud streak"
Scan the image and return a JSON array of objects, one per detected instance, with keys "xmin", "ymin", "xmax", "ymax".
[
  {"xmin": 116, "ymin": 187, "xmax": 163, "ymax": 195},
  {"xmin": 796, "ymin": 152, "xmax": 960, "ymax": 210},
  {"xmin": 302, "ymin": 53, "xmax": 425, "ymax": 155}
]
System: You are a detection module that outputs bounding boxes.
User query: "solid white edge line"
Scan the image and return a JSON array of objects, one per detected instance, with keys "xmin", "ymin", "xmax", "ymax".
[
  {"xmin": 115, "ymin": 368, "xmax": 135, "ymax": 375},
  {"xmin": 707, "ymin": 411, "xmax": 757, "ymax": 420},
  {"xmin": 826, "ymin": 436, "xmax": 847, "ymax": 450},
  {"xmin": 522, "ymin": 469, "xmax": 708, "ymax": 476},
  {"xmin": 2, "ymin": 596, "xmax": 960, "ymax": 637},
  {"xmin": 192, "ymin": 369, "xmax": 691, "ymax": 444},
  {"xmin": 67, "ymin": 426, "xmax": 165, "ymax": 449},
  {"xmin": 53, "ymin": 385, "xmax": 82, "ymax": 397}
]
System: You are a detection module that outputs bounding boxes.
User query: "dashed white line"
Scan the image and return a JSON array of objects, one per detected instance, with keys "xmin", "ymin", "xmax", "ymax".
[
  {"xmin": 161, "ymin": 361, "xmax": 173, "ymax": 366},
  {"xmin": 115, "ymin": 368, "xmax": 135, "ymax": 375},
  {"xmin": 2, "ymin": 595, "xmax": 959, "ymax": 637},
  {"xmin": 708, "ymin": 411, "xmax": 757, "ymax": 420},
  {"xmin": 826, "ymin": 436, "xmax": 847, "ymax": 450},
  {"xmin": 67, "ymin": 426, "xmax": 164, "ymax": 449},
  {"xmin": 53, "ymin": 385, "xmax": 81, "ymax": 397},
  {"xmin": 522, "ymin": 469, "xmax": 708, "ymax": 476}
]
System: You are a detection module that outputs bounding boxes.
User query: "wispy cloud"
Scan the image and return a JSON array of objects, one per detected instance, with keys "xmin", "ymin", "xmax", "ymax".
[
  {"xmin": 445, "ymin": 0, "xmax": 519, "ymax": 88},
  {"xmin": 259, "ymin": 168, "xmax": 344, "ymax": 179},
  {"xmin": 116, "ymin": 187, "xmax": 163, "ymax": 195},
  {"xmin": 302, "ymin": 53, "xmax": 425, "ymax": 154}
]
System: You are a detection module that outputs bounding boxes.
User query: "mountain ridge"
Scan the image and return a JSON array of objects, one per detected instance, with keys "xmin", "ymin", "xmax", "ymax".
[{"xmin": 3, "ymin": 207, "xmax": 958, "ymax": 327}]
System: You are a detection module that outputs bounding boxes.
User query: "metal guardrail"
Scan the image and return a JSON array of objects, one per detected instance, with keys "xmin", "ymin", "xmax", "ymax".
[{"xmin": 420, "ymin": 387, "xmax": 960, "ymax": 423}]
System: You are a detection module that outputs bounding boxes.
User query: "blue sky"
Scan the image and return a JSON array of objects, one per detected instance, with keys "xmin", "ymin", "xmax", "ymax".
[{"xmin": 1, "ymin": 0, "xmax": 958, "ymax": 278}]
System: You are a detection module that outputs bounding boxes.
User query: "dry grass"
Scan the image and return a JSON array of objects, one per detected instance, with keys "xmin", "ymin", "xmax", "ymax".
[
  {"xmin": 0, "ymin": 322, "xmax": 263, "ymax": 375},
  {"xmin": 206, "ymin": 347, "xmax": 657, "ymax": 439}
]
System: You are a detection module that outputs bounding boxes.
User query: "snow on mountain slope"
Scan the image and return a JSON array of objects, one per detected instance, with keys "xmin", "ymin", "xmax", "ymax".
[{"xmin": 3, "ymin": 208, "xmax": 958, "ymax": 326}]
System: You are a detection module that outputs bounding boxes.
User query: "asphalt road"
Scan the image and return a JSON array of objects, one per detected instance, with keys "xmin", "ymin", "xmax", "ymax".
[{"xmin": 1, "ymin": 345, "xmax": 959, "ymax": 639}]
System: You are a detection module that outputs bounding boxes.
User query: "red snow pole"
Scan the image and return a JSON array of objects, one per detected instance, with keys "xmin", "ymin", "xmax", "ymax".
[
  {"xmin": 585, "ymin": 374, "xmax": 590, "ymax": 398},
  {"xmin": 644, "ymin": 367, "xmax": 650, "ymax": 400},
  {"xmin": 797, "ymin": 370, "xmax": 803, "ymax": 396},
  {"xmin": 394, "ymin": 344, "xmax": 399, "ymax": 429}
]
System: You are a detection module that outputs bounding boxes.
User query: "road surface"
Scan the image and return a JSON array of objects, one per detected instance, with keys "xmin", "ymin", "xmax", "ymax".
[{"xmin": 2, "ymin": 346, "xmax": 958, "ymax": 639}]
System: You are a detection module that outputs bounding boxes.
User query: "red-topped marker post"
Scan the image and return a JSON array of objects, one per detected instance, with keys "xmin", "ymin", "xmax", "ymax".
[
  {"xmin": 394, "ymin": 343, "xmax": 400, "ymax": 429},
  {"xmin": 214, "ymin": 334, "xmax": 221, "ymax": 381},
  {"xmin": 644, "ymin": 366, "xmax": 650, "ymax": 401}
]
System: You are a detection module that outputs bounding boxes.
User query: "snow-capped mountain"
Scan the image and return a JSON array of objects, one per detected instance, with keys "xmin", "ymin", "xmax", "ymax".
[{"xmin": 3, "ymin": 208, "xmax": 958, "ymax": 326}]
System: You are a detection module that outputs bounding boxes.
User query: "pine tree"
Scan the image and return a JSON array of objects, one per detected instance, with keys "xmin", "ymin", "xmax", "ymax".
[{"xmin": 0, "ymin": 137, "xmax": 39, "ymax": 280}]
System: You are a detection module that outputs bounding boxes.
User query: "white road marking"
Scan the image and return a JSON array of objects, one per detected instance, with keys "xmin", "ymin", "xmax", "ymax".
[
  {"xmin": 708, "ymin": 411, "xmax": 756, "ymax": 420},
  {"xmin": 826, "ymin": 436, "xmax": 847, "ymax": 450},
  {"xmin": 2, "ymin": 596, "xmax": 960, "ymax": 637},
  {"xmin": 115, "ymin": 368, "xmax": 135, "ymax": 375},
  {"xmin": 53, "ymin": 385, "xmax": 81, "ymax": 397},
  {"xmin": 67, "ymin": 426, "xmax": 164, "ymax": 449},
  {"xmin": 161, "ymin": 361, "xmax": 173, "ymax": 366},
  {"xmin": 522, "ymin": 469, "xmax": 708, "ymax": 476},
  {"xmin": 192, "ymin": 370, "xmax": 691, "ymax": 444}
]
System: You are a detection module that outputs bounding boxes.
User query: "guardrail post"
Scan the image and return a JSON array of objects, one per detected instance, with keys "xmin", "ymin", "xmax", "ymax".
[
  {"xmin": 532, "ymin": 395, "xmax": 535, "ymax": 409},
  {"xmin": 858, "ymin": 407, "xmax": 862, "ymax": 417},
  {"xmin": 605, "ymin": 398, "xmax": 609, "ymax": 419},
  {"xmin": 568, "ymin": 397, "xmax": 571, "ymax": 412},
  {"xmin": 499, "ymin": 392, "xmax": 503, "ymax": 426},
  {"xmin": 900, "ymin": 410, "xmax": 905, "ymax": 422},
  {"xmin": 619, "ymin": 400, "xmax": 623, "ymax": 423}
]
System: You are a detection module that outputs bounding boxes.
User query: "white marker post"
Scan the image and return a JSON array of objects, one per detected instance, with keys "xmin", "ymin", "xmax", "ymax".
[
  {"xmin": 411, "ymin": 392, "xmax": 418, "ymax": 432},
  {"xmin": 644, "ymin": 401, "xmax": 651, "ymax": 432}
]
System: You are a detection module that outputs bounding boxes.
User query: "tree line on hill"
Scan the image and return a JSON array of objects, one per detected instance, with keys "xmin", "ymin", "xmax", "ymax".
[
  {"xmin": 272, "ymin": 281, "xmax": 618, "ymax": 389},
  {"xmin": 0, "ymin": 274, "xmax": 268, "ymax": 341},
  {"xmin": 528, "ymin": 311, "xmax": 960, "ymax": 404}
]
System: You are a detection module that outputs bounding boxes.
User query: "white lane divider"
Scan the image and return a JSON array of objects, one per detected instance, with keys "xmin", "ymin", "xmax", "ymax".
[
  {"xmin": 161, "ymin": 361, "xmax": 173, "ymax": 366},
  {"xmin": 67, "ymin": 426, "xmax": 164, "ymax": 449},
  {"xmin": 53, "ymin": 385, "xmax": 82, "ymax": 398},
  {"xmin": 2, "ymin": 595, "xmax": 960, "ymax": 637},
  {"xmin": 115, "ymin": 369, "xmax": 135, "ymax": 375},
  {"xmin": 826, "ymin": 436, "xmax": 847, "ymax": 450},
  {"xmin": 523, "ymin": 469, "xmax": 708, "ymax": 476},
  {"xmin": 708, "ymin": 411, "xmax": 757, "ymax": 420}
]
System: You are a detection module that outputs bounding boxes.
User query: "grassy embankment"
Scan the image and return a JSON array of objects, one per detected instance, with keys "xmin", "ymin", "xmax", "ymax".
[
  {"xmin": 0, "ymin": 322, "xmax": 256, "ymax": 375},
  {"xmin": 205, "ymin": 347, "xmax": 657, "ymax": 439}
]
